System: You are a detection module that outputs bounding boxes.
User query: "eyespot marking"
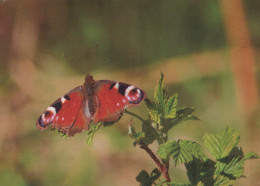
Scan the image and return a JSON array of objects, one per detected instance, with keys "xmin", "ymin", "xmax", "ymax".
[
  {"xmin": 39, "ymin": 106, "xmax": 56, "ymax": 128},
  {"xmin": 44, "ymin": 111, "xmax": 51, "ymax": 117},
  {"xmin": 124, "ymin": 86, "xmax": 145, "ymax": 104}
]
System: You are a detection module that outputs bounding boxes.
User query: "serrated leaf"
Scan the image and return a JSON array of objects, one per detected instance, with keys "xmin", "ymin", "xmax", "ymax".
[
  {"xmin": 215, "ymin": 157, "xmax": 244, "ymax": 179},
  {"xmin": 165, "ymin": 107, "xmax": 199, "ymax": 132},
  {"xmin": 223, "ymin": 157, "xmax": 244, "ymax": 178},
  {"xmin": 244, "ymin": 151, "xmax": 258, "ymax": 160},
  {"xmin": 203, "ymin": 127, "xmax": 240, "ymax": 160},
  {"xmin": 142, "ymin": 120, "xmax": 161, "ymax": 145},
  {"xmin": 213, "ymin": 175, "xmax": 234, "ymax": 186},
  {"xmin": 176, "ymin": 108, "xmax": 199, "ymax": 121},
  {"xmin": 136, "ymin": 170, "xmax": 153, "ymax": 186},
  {"xmin": 86, "ymin": 122, "xmax": 102, "ymax": 146},
  {"xmin": 185, "ymin": 158, "xmax": 203, "ymax": 185},
  {"xmin": 158, "ymin": 140, "xmax": 205, "ymax": 165},
  {"xmin": 158, "ymin": 140, "xmax": 179, "ymax": 160},
  {"xmin": 145, "ymin": 99, "xmax": 163, "ymax": 124},
  {"xmin": 154, "ymin": 72, "xmax": 167, "ymax": 108},
  {"xmin": 165, "ymin": 94, "xmax": 178, "ymax": 119}
]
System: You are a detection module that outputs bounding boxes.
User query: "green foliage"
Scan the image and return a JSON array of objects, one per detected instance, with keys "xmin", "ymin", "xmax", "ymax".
[
  {"xmin": 203, "ymin": 127, "xmax": 240, "ymax": 160},
  {"xmin": 85, "ymin": 73, "xmax": 258, "ymax": 186},
  {"xmin": 86, "ymin": 122, "xmax": 102, "ymax": 146},
  {"xmin": 146, "ymin": 72, "xmax": 179, "ymax": 125},
  {"xmin": 182, "ymin": 127, "xmax": 258, "ymax": 186},
  {"xmin": 158, "ymin": 140, "xmax": 206, "ymax": 165},
  {"xmin": 136, "ymin": 169, "xmax": 161, "ymax": 186},
  {"xmin": 133, "ymin": 73, "xmax": 258, "ymax": 186},
  {"xmin": 143, "ymin": 73, "xmax": 198, "ymax": 146}
]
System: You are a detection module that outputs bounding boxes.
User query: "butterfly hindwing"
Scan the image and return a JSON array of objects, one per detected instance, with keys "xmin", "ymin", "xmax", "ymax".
[
  {"xmin": 93, "ymin": 80, "xmax": 145, "ymax": 123},
  {"xmin": 36, "ymin": 86, "xmax": 89, "ymax": 136}
]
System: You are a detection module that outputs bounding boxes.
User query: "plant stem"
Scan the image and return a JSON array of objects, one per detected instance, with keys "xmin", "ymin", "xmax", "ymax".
[
  {"xmin": 125, "ymin": 111, "xmax": 171, "ymax": 182},
  {"xmin": 125, "ymin": 110, "xmax": 145, "ymax": 122},
  {"xmin": 139, "ymin": 141, "xmax": 171, "ymax": 182}
]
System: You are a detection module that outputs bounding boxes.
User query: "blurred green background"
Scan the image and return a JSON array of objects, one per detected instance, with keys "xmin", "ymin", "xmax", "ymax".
[{"xmin": 0, "ymin": 0, "xmax": 259, "ymax": 185}]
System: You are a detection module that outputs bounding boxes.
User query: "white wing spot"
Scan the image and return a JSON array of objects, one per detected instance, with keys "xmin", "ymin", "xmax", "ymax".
[
  {"xmin": 114, "ymin": 82, "xmax": 119, "ymax": 89},
  {"xmin": 47, "ymin": 106, "xmax": 56, "ymax": 113},
  {"xmin": 117, "ymin": 102, "xmax": 120, "ymax": 106},
  {"xmin": 61, "ymin": 97, "xmax": 66, "ymax": 103},
  {"xmin": 123, "ymin": 99, "xmax": 126, "ymax": 103},
  {"xmin": 62, "ymin": 117, "xmax": 64, "ymax": 121}
]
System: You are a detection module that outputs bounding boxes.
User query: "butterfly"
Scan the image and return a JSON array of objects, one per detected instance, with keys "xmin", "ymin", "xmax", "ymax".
[{"xmin": 36, "ymin": 74, "xmax": 146, "ymax": 136}]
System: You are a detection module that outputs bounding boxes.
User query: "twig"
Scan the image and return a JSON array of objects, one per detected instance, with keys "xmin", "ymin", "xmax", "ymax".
[
  {"xmin": 125, "ymin": 111, "xmax": 171, "ymax": 182},
  {"xmin": 125, "ymin": 110, "xmax": 145, "ymax": 122},
  {"xmin": 139, "ymin": 141, "xmax": 171, "ymax": 182}
]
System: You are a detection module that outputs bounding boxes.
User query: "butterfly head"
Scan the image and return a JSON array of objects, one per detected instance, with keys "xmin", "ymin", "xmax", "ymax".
[{"xmin": 84, "ymin": 74, "xmax": 96, "ymax": 95}]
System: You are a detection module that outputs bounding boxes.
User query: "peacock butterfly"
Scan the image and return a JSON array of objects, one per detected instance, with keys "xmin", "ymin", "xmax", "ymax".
[{"xmin": 36, "ymin": 74, "xmax": 146, "ymax": 136}]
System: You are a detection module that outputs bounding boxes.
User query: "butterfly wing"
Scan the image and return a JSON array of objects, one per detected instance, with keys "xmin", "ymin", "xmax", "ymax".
[
  {"xmin": 36, "ymin": 86, "xmax": 90, "ymax": 136},
  {"xmin": 93, "ymin": 80, "xmax": 146, "ymax": 123}
]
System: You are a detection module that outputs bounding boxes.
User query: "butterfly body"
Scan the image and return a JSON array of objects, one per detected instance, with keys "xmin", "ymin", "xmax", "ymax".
[{"xmin": 36, "ymin": 75, "xmax": 145, "ymax": 136}]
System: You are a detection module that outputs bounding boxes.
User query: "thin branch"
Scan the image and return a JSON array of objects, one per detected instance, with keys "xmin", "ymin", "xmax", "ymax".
[
  {"xmin": 139, "ymin": 141, "xmax": 171, "ymax": 182},
  {"xmin": 125, "ymin": 110, "xmax": 145, "ymax": 122}
]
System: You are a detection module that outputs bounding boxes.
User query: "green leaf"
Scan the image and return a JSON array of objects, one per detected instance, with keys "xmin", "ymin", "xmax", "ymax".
[
  {"xmin": 165, "ymin": 108, "xmax": 199, "ymax": 131},
  {"xmin": 128, "ymin": 124, "xmax": 145, "ymax": 146},
  {"xmin": 176, "ymin": 107, "xmax": 199, "ymax": 121},
  {"xmin": 203, "ymin": 127, "xmax": 240, "ymax": 160},
  {"xmin": 215, "ymin": 157, "xmax": 244, "ymax": 179},
  {"xmin": 136, "ymin": 170, "xmax": 153, "ymax": 186},
  {"xmin": 213, "ymin": 175, "xmax": 234, "ymax": 186},
  {"xmin": 158, "ymin": 140, "xmax": 179, "ymax": 160},
  {"xmin": 200, "ymin": 159, "xmax": 216, "ymax": 185},
  {"xmin": 244, "ymin": 151, "xmax": 258, "ymax": 160},
  {"xmin": 142, "ymin": 120, "xmax": 161, "ymax": 145},
  {"xmin": 150, "ymin": 168, "xmax": 161, "ymax": 182},
  {"xmin": 154, "ymin": 72, "xmax": 167, "ymax": 108},
  {"xmin": 86, "ymin": 122, "xmax": 102, "ymax": 146},
  {"xmin": 165, "ymin": 94, "xmax": 178, "ymax": 119},
  {"xmin": 185, "ymin": 158, "xmax": 203, "ymax": 185},
  {"xmin": 145, "ymin": 99, "xmax": 163, "ymax": 124},
  {"xmin": 158, "ymin": 140, "xmax": 205, "ymax": 165},
  {"xmin": 222, "ymin": 157, "xmax": 244, "ymax": 178}
]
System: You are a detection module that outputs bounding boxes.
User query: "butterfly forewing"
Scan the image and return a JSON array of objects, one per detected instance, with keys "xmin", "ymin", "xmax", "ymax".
[
  {"xmin": 93, "ymin": 80, "xmax": 145, "ymax": 123},
  {"xmin": 36, "ymin": 86, "xmax": 89, "ymax": 136}
]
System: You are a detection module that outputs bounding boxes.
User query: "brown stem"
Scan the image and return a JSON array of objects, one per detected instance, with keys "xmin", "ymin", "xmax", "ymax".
[{"xmin": 139, "ymin": 141, "xmax": 171, "ymax": 182}]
